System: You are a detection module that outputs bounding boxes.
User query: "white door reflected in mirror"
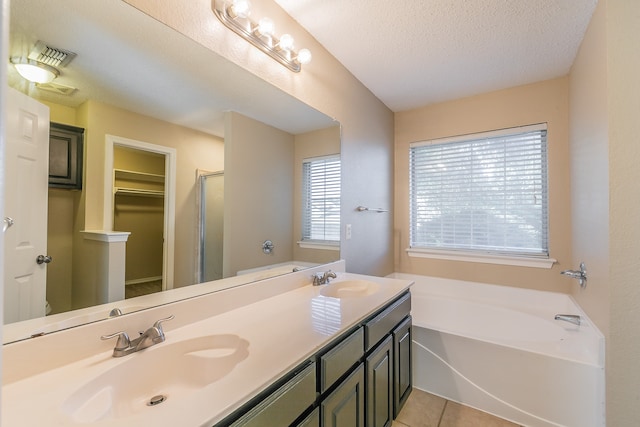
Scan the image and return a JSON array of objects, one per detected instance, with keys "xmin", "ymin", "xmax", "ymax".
[{"xmin": 4, "ymin": 88, "xmax": 50, "ymax": 323}]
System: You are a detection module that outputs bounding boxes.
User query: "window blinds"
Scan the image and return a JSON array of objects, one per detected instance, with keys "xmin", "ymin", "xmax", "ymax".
[
  {"xmin": 302, "ymin": 155, "xmax": 341, "ymax": 242},
  {"xmin": 409, "ymin": 124, "xmax": 548, "ymax": 257}
]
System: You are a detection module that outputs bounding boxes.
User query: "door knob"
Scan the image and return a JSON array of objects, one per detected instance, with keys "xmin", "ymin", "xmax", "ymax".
[{"xmin": 36, "ymin": 255, "xmax": 52, "ymax": 265}]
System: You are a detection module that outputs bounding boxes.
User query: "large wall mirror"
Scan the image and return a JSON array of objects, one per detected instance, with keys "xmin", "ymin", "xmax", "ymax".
[{"xmin": 3, "ymin": 0, "xmax": 340, "ymax": 343}]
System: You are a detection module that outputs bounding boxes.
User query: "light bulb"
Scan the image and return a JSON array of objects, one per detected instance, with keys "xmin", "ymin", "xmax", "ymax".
[
  {"xmin": 11, "ymin": 58, "xmax": 58, "ymax": 83},
  {"xmin": 229, "ymin": 0, "xmax": 251, "ymax": 18},
  {"xmin": 296, "ymin": 48, "xmax": 312, "ymax": 65},
  {"xmin": 256, "ymin": 17, "xmax": 275, "ymax": 36},
  {"xmin": 278, "ymin": 34, "xmax": 294, "ymax": 50}
]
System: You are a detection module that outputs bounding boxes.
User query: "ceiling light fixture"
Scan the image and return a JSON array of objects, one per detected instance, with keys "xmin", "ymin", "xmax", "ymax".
[
  {"xmin": 213, "ymin": 0, "xmax": 312, "ymax": 72},
  {"xmin": 11, "ymin": 57, "xmax": 59, "ymax": 84}
]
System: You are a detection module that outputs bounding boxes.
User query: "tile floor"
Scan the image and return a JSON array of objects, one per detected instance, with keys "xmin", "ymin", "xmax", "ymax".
[{"xmin": 394, "ymin": 388, "xmax": 522, "ymax": 427}]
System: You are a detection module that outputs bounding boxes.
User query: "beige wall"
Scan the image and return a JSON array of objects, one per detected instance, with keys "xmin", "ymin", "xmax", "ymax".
[
  {"xmin": 293, "ymin": 125, "xmax": 341, "ymax": 264},
  {"xmin": 604, "ymin": 0, "xmax": 640, "ymax": 424},
  {"xmin": 125, "ymin": 0, "xmax": 396, "ymax": 277},
  {"xmin": 46, "ymin": 189, "xmax": 75, "ymax": 314},
  {"xmin": 44, "ymin": 101, "xmax": 77, "ymax": 125},
  {"xmin": 78, "ymin": 100, "xmax": 224, "ymax": 294},
  {"xmin": 224, "ymin": 112, "xmax": 294, "ymax": 275},
  {"xmin": 569, "ymin": 0, "xmax": 640, "ymax": 424},
  {"xmin": 394, "ymin": 78, "xmax": 571, "ymax": 292},
  {"xmin": 568, "ymin": 0, "xmax": 610, "ymax": 337},
  {"xmin": 43, "ymin": 101, "xmax": 82, "ymax": 314},
  {"xmin": 568, "ymin": 2, "xmax": 612, "ymax": 423}
]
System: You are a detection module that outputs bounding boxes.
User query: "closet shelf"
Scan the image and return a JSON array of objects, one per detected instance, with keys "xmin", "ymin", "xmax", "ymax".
[
  {"xmin": 114, "ymin": 169, "xmax": 165, "ymax": 183},
  {"xmin": 115, "ymin": 187, "xmax": 165, "ymax": 198}
]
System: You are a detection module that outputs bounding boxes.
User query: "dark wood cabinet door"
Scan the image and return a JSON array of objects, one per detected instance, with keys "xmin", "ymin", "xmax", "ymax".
[
  {"xmin": 366, "ymin": 335, "xmax": 393, "ymax": 427},
  {"xmin": 393, "ymin": 316, "xmax": 412, "ymax": 418},
  {"xmin": 48, "ymin": 122, "xmax": 84, "ymax": 189},
  {"xmin": 322, "ymin": 363, "xmax": 365, "ymax": 427}
]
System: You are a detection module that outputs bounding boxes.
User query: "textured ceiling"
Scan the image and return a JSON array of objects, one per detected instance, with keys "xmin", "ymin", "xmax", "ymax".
[{"xmin": 274, "ymin": 0, "xmax": 598, "ymax": 112}]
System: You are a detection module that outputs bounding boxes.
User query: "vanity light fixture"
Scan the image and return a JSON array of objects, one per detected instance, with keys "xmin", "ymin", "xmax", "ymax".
[
  {"xmin": 256, "ymin": 17, "xmax": 275, "ymax": 37},
  {"xmin": 10, "ymin": 57, "xmax": 59, "ymax": 84},
  {"xmin": 213, "ymin": 0, "xmax": 312, "ymax": 72}
]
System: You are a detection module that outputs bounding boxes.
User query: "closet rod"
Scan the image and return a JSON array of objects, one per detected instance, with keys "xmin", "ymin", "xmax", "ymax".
[{"xmin": 115, "ymin": 187, "xmax": 164, "ymax": 198}]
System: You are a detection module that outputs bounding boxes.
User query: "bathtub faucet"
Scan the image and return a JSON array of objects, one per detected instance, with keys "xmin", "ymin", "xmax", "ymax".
[
  {"xmin": 561, "ymin": 262, "xmax": 587, "ymax": 288},
  {"xmin": 554, "ymin": 314, "xmax": 581, "ymax": 326}
]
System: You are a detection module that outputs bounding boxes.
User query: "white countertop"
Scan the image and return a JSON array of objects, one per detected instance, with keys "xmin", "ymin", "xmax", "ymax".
[{"xmin": 1, "ymin": 272, "xmax": 412, "ymax": 426}]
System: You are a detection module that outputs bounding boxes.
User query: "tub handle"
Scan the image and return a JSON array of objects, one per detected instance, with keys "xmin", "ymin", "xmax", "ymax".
[{"xmin": 561, "ymin": 262, "xmax": 587, "ymax": 288}]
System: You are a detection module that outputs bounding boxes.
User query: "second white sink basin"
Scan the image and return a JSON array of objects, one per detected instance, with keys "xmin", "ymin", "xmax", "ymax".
[
  {"xmin": 320, "ymin": 280, "xmax": 381, "ymax": 298},
  {"xmin": 61, "ymin": 334, "xmax": 249, "ymax": 423}
]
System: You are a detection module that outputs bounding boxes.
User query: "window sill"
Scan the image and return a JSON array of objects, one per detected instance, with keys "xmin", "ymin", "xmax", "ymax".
[
  {"xmin": 297, "ymin": 241, "xmax": 340, "ymax": 251},
  {"xmin": 406, "ymin": 248, "xmax": 556, "ymax": 269}
]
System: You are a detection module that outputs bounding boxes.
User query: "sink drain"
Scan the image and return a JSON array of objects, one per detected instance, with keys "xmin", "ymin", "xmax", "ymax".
[{"xmin": 147, "ymin": 395, "xmax": 167, "ymax": 406}]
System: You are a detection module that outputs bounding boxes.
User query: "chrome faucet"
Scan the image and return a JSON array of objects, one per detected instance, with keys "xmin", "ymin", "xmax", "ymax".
[
  {"xmin": 554, "ymin": 314, "xmax": 581, "ymax": 326},
  {"xmin": 561, "ymin": 262, "xmax": 587, "ymax": 288},
  {"xmin": 312, "ymin": 270, "xmax": 337, "ymax": 286},
  {"xmin": 101, "ymin": 315, "xmax": 174, "ymax": 357}
]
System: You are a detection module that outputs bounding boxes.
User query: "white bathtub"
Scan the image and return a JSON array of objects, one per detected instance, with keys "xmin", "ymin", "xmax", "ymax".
[{"xmin": 388, "ymin": 273, "xmax": 605, "ymax": 427}]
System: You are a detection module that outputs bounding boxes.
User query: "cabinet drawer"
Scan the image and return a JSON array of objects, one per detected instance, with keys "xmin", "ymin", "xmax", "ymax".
[
  {"xmin": 365, "ymin": 292, "xmax": 411, "ymax": 351},
  {"xmin": 230, "ymin": 361, "xmax": 316, "ymax": 427},
  {"xmin": 320, "ymin": 327, "xmax": 364, "ymax": 393}
]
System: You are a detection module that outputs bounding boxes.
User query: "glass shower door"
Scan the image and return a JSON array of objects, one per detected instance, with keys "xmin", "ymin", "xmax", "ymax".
[{"xmin": 199, "ymin": 171, "xmax": 224, "ymax": 282}]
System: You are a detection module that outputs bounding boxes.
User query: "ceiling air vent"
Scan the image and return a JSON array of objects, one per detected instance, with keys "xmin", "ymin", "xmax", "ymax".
[
  {"xmin": 28, "ymin": 40, "xmax": 76, "ymax": 68},
  {"xmin": 36, "ymin": 81, "xmax": 77, "ymax": 96}
]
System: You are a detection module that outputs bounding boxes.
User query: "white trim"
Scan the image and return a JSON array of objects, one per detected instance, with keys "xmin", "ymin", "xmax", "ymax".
[
  {"xmin": 297, "ymin": 241, "xmax": 340, "ymax": 251},
  {"xmin": 104, "ymin": 134, "xmax": 176, "ymax": 291},
  {"xmin": 80, "ymin": 230, "xmax": 131, "ymax": 243},
  {"xmin": 406, "ymin": 248, "xmax": 556, "ymax": 269}
]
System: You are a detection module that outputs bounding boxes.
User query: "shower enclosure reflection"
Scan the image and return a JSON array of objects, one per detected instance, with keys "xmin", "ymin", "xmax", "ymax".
[{"xmin": 199, "ymin": 171, "xmax": 225, "ymax": 283}]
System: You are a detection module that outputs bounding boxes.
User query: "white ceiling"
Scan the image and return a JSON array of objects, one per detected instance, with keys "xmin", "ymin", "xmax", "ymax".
[{"xmin": 274, "ymin": 0, "xmax": 598, "ymax": 112}]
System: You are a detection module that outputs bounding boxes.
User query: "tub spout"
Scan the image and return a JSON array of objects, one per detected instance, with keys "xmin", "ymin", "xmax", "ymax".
[{"xmin": 555, "ymin": 314, "xmax": 581, "ymax": 326}]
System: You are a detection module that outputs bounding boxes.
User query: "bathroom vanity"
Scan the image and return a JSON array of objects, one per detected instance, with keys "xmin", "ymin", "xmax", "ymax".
[
  {"xmin": 1, "ymin": 262, "xmax": 413, "ymax": 427},
  {"xmin": 223, "ymin": 290, "xmax": 412, "ymax": 427}
]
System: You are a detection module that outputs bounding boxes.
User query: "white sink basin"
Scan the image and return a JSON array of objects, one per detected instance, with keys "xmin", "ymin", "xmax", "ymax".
[
  {"xmin": 61, "ymin": 334, "xmax": 249, "ymax": 423},
  {"xmin": 320, "ymin": 280, "xmax": 381, "ymax": 298}
]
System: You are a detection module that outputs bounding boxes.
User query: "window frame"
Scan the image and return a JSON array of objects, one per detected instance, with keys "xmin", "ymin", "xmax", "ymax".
[
  {"xmin": 299, "ymin": 154, "xmax": 341, "ymax": 251},
  {"xmin": 407, "ymin": 123, "xmax": 555, "ymax": 268}
]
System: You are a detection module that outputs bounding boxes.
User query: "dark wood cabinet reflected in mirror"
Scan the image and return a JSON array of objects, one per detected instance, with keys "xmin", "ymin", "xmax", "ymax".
[{"xmin": 48, "ymin": 122, "xmax": 84, "ymax": 190}]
